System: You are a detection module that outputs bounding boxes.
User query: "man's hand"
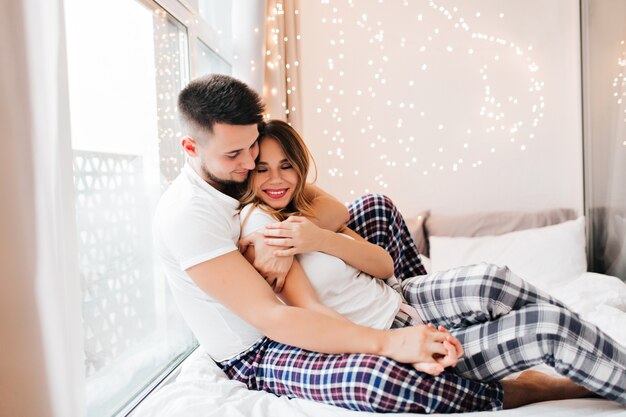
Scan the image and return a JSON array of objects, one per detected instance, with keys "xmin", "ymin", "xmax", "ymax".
[
  {"xmin": 382, "ymin": 324, "xmax": 461, "ymax": 375},
  {"xmin": 239, "ymin": 232, "xmax": 294, "ymax": 293},
  {"xmin": 263, "ymin": 216, "xmax": 330, "ymax": 256}
]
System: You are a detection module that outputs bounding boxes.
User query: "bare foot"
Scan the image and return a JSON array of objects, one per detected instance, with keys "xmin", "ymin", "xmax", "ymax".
[{"xmin": 501, "ymin": 370, "xmax": 598, "ymax": 409}]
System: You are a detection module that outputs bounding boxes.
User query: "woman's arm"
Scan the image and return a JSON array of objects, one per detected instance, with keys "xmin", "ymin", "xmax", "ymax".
[
  {"xmin": 267, "ymin": 186, "xmax": 391, "ymax": 277},
  {"xmin": 278, "ymin": 259, "xmax": 349, "ymax": 322},
  {"xmin": 243, "ymin": 244, "xmax": 349, "ymax": 322},
  {"xmin": 304, "ymin": 184, "xmax": 350, "ymax": 232},
  {"xmin": 330, "ymin": 226, "xmax": 394, "ymax": 279},
  {"xmin": 265, "ymin": 216, "xmax": 394, "ymax": 279}
]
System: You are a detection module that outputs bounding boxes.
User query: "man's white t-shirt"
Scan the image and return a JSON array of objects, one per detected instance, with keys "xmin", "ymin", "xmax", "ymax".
[
  {"xmin": 240, "ymin": 204, "xmax": 402, "ymax": 330},
  {"xmin": 153, "ymin": 164, "xmax": 264, "ymax": 362}
]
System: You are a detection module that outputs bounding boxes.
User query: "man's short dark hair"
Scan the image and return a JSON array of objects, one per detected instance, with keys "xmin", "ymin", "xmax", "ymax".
[{"xmin": 178, "ymin": 74, "xmax": 264, "ymax": 134}]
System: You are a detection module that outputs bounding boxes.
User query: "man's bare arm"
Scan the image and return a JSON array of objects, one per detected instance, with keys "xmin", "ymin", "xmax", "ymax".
[
  {"xmin": 185, "ymin": 251, "xmax": 451, "ymax": 366},
  {"xmin": 187, "ymin": 251, "xmax": 384, "ymax": 353},
  {"xmin": 242, "ymin": 245, "xmax": 458, "ymax": 374}
]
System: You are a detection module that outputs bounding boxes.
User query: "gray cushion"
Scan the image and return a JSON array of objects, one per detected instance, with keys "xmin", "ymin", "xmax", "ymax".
[
  {"xmin": 409, "ymin": 208, "xmax": 578, "ymax": 257},
  {"xmin": 405, "ymin": 210, "xmax": 430, "ymax": 256}
]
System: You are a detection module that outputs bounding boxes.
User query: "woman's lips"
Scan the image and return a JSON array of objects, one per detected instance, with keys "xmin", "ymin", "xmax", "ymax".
[{"xmin": 263, "ymin": 188, "xmax": 288, "ymax": 199}]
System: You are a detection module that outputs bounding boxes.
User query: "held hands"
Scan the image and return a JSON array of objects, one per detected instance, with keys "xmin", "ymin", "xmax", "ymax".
[
  {"xmin": 263, "ymin": 216, "xmax": 329, "ymax": 256},
  {"xmin": 385, "ymin": 324, "xmax": 464, "ymax": 376},
  {"xmin": 413, "ymin": 324, "xmax": 464, "ymax": 376},
  {"xmin": 429, "ymin": 323, "xmax": 464, "ymax": 359}
]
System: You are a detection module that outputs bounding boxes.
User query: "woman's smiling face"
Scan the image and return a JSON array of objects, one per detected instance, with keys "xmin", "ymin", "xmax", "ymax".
[{"xmin": 252, "ymin": 137, "xmax": 299, "ymax": 209}]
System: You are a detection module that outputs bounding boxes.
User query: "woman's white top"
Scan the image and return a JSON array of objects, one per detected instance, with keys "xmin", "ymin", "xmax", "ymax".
[{"xmin": 240, "ymin": 204, "xmax": 402, "ymax": 330}]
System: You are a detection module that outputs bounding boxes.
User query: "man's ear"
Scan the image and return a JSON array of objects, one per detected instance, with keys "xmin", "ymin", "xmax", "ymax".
[{"xmin": 181, "ymin": 136, "xmax": 198, "ymax": 156}]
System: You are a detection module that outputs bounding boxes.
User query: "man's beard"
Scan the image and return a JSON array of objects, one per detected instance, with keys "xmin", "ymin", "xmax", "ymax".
[{"xmin": 201, "ymin": 164, "xmax": 248, "ymax": 199}]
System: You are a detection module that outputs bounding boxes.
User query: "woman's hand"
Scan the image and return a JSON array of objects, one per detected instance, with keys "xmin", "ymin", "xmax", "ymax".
[
  {"xmin": 428, "ymin": 323, "xmax": 464, "ymax": 358},
  {"xmin": 263, "ymin": 216, "xmax": 330, "ymax": 256},
  {"xmin": 412, "ymin": 340, "xmax": 458, "ymax": 376},
  {"xmin": 383, "ymin": 325, "xmax": 454, "ymax": 372},
  {"xmin": 383, "ymin": 324, "xmax": 464, "ymax": 376}
]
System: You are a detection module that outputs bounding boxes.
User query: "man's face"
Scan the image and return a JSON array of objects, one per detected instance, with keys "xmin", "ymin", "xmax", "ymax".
[{"xmin": 194, "ymin": 123, "xmax": 260, "ymax": 193}]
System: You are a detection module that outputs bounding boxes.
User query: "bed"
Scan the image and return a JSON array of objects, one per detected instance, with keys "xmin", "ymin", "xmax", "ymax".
[{"xmin": 133, "ymin": 209, "xmax": 626, "ymax": 417}]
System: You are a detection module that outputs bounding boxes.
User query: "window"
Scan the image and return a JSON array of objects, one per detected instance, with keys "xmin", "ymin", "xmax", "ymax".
[
  {"xmin": 197, "ymin": 39, "xmax": 232, "ymax": 76},
  {"xmin": 63, "ymin": 0, "xmax": 233, "ymax": 415}
]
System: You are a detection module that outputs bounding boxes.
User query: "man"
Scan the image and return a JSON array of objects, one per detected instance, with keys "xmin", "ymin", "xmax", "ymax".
[{"xmin": 153, "ymin": 74, "xmax": 581, "ymax": 413}]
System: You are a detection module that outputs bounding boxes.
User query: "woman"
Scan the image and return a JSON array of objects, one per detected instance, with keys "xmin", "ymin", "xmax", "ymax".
[{"xmin": 238, "ymin": 119, "xmax": 626, "ymax": 406}]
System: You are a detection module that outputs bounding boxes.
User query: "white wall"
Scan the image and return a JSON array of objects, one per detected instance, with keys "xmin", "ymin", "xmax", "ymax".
[{"xmin": 299, "ymin": 0, "xmax": 583, "ymax": 217}]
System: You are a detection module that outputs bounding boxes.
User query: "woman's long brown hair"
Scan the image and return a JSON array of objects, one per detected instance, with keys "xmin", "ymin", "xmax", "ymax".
[{"xmin": 239, "ymin": 120, "xmax": 318, "ymax": 223}]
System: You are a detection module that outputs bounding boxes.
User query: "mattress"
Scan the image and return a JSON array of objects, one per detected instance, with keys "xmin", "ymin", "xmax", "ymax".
[{"xmin": 132, "ymin": 272, "xmax": 626, "ymax": 417}]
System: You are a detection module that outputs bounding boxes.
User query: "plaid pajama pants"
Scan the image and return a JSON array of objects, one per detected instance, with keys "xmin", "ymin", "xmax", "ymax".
[
  {"xmin": 351, "ymin": 194, "xmax": 626, "ymax": 405},
  {"xmin": 346, "ymin": 193, "xmax": 427, "ymax": 294},
  {"xmin": 401, "ymin": 263, "xmax": 626, "ymax": 405},
  {"xmin": 218, "ymin": 194, "xmax": 503, "ymax": 413},
  {"xmin": 219, "ymin": 338, "xmax": 502, "ymax": 413}
]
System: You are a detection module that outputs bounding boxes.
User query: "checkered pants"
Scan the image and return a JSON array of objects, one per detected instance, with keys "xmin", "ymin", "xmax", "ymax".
[
  {"xmin": 350, "ymin": 194, "xmax": 626, "ymax": 405},
  {"xmin": 219, "ymin": 338, "xmax": 503, "ymax": 413},
  {"xmin": 346, "ymin": 193, "xmax": 427, "ymax": 294},
  {"xmin": 217, "ymin": 194, "xmax": 503, "ymax": 413},
  {"xmin": 345, "ymin": 194, "xmax": 425, "ymax": 327},
  {"xmin": 401, "ymin": 263, "xmax": 626, "ymax": 405}
]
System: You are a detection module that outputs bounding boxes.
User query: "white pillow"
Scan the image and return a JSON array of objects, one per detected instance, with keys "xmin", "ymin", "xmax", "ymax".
[
  {"xmin": 419, "ymin": 255, "xmax": 432, "ymax": 274},
  {"xmin": 429, "ymin": 217, "xmax": 587, "ymax": 292}
]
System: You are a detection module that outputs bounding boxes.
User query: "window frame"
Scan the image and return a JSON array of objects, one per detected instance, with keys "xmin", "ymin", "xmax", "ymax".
[
  {"xmin": 124, "ymin": 1, "xmax": 234, "ymax": 415},
  {"xmin": 60, "ymin": 0, "xmax": 235, "ymax": 416},
  {"xmin": 155, "ymin": 0, "xmax": 233, "ymax": 78}
]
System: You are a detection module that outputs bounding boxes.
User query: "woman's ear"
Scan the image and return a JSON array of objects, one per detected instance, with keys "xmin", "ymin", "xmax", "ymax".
[{"xmin": 181, "ymin": 136, "xmax": 197, "ymax": 156}]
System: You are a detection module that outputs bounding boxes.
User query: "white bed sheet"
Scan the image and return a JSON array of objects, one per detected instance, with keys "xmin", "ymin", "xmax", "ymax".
[{"xmin": 133, "ymin": 272, "xmax": 626, "ymax": 417}]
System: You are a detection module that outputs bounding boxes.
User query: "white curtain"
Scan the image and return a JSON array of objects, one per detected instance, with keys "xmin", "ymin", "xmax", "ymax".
[
  {"xmin": 0, "ymin": 0, "xmax": 83, "ymax": 417},
  {"xmin": 582, "ymin": 0, "xmax": 626, "ymax": 281},
  {"xmin": 263, "ymin": 0, "xmax": 303, "ymax": 130},
  {"xmin": 0, "ymin": 1, "xmax": 52, "ymax": 416}
]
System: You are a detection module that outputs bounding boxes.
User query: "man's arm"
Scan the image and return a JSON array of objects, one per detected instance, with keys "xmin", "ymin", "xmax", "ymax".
[
  {"xmin": 304, "ymin": 184, "xmax": 350, "ymax": 231},
  {"xmin": 185, "ymin": 250, "xmax": 451, "ymax": 366},
  {"xmin": 242, "ymin": 246, "xmax": 458, "ymax": 375}
]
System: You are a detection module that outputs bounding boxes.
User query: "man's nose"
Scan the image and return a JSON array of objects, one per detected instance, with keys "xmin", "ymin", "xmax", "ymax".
[{"xmin": 241, "ymin": 152, "xmax": 256, "ymax": 170}]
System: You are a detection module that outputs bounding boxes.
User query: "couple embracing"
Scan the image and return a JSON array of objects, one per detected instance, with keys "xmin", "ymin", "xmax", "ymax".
[{"xmin": 153, "ymin": 74, "xmax": 626, "ymax": 413}]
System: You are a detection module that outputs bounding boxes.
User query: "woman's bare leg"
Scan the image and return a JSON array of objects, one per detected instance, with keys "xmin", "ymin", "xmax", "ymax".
[{"xmin": 501, "ymin": 370, "xmax": 598, "ymax": 409}]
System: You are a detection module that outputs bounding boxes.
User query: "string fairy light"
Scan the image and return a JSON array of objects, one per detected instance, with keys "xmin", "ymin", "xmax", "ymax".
[
  {"xmin": 308, "ymin": 1, "xmax": 545, "ymax": 194},
  {"xmin": 275, "ymin": 1, "xmax": 550, "ymax": 196}
]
